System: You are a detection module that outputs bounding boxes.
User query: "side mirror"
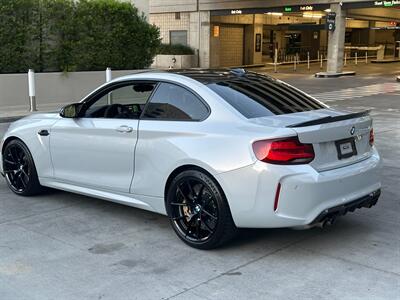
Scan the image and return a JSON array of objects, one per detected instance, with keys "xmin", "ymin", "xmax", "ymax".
[{"xmin": 60, "ymin": 103, "xmax": 83, "ymax": 118}]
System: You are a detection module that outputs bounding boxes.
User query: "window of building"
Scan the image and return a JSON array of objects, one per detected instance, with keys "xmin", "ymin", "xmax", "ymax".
[
  {"xmin": 143, "ymin": 83, "xmax": 209, "ymax": 121},
  {"xmin": 170, "ymin": 30, "xmax": 188, "ymax": 46}
]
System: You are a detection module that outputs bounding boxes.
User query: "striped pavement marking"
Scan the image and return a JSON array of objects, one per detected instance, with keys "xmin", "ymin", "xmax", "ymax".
[{"xmin": 310, "ymin": 82, "xmax": 400, "ymax": 102}]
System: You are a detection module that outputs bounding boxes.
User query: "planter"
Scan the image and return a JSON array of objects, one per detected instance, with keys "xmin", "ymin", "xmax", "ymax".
[{"xmin": 151, "ymin": 54, "xmax": 198, "ymax": 69}]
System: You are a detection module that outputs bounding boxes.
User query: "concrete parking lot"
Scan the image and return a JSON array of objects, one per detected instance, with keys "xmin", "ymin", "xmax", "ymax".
[{"xmin": 0, "ymin": 68, "xmax": 399, "ymax": 300}]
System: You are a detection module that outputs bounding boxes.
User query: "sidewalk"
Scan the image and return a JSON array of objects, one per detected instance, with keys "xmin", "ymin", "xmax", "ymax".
[{"xmin": 0, "ymin": 102, "xmax": 66, "ymax": 123}]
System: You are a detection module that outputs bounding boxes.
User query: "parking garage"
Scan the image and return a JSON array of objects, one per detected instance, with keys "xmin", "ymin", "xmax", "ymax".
[
  {"xmin": 209, "ymin": 2, "xmax": 400, "ymax": 69},
  {"xmin": 149, "ymin": 0, "xmax": 400, "ymax": 74}
]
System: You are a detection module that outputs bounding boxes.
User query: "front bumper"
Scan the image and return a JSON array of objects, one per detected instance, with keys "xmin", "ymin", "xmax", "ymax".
[{"xmin": 216, "ymin": 148, "xmax": 381, "ymax": 228}]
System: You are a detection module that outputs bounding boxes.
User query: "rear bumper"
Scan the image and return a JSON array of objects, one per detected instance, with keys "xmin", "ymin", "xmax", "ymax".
[
  {"xmin": 310, "ymin": 189, "xmax": 380, "ymax": 226},
  {"xmin": 216, "ymin": 148, "xmax": 381, "ymax": 228}
]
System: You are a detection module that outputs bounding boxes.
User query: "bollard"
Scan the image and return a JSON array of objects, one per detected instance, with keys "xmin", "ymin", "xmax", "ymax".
[
  {"xmin": 307, "ymin": 52, "xmax": 310, "ymax": 71},
  {"xmin": 28, "ymin": 69, "xmax": 37, "ymax": 112},
  {"xmin": 294, "ymin": 54, "xmax": 297, "ymax": 72},
  {"xmin": 274, "ymin": 48, "xmax": 278, "ymax": 73},
  {"xmin": 106, "ymin": 67, "xmax": 112, "ymax": 104},
  {"xmin": 365, "ymin": 51, "xmax": 368, "ymax": 64},
  {"xmin": 106, "ymin": 67, "xmax": 112, "ymax": 82},
  {"xmin": 344, "ymin": 52, "xmax": 347, "ymax": 66},
  {"xmin": 355, "ymin": 52, "xmax": 358, "ymax": 65},
  {"xmin": 320, "ymin": 54, "xmax": 323, "ymax": 69},
  {"xmin": 317, "ymin": 50, "xmax": 320, "ymax": 61}
]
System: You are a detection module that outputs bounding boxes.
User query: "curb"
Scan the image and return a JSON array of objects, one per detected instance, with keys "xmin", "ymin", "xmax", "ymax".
[
  {"xmin": 0, "ymin": 116, "xmax": 25, "ymax": 124},
  {"xmin": 314, "ymin": 71, "xmax": 356, "ymax": 78},
  {"xmin": 371, "ymin": 59, "xmax": 400, "ymax": 64}
]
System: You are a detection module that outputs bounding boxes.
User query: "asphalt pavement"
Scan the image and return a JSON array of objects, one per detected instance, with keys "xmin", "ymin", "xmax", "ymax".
[{"xmin": 0, "ymin": 70, "xmax": 399, "ymax": 300}]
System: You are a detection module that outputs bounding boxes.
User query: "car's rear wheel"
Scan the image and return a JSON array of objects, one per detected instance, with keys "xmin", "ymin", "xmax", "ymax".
[
  {"xmin": 2, "ymin": 139, "xmax": 43, "ymax": 196},
  {"xmin": 166, "ymin": 170, "xmax": 237, "ymax": 249}
]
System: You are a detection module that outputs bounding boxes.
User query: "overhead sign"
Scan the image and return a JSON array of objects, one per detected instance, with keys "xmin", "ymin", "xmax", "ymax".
[
  {"xmin": 374, "ymin": 0, "xmax": 400, "ymax": 6},
  {"xmin": 230, "ymin": 9, "xmax": 242, "ymax": 15},
  {"xmin": 211, "ymin": 4, "xmax": 330, "ymax": 16},
  {"xmin": 300, "ymin": 6, "xmax": 314, "ymax": 11},
  {"xmin": 343, "ymin": 0, "xmax": 400, "ymax": 8}
]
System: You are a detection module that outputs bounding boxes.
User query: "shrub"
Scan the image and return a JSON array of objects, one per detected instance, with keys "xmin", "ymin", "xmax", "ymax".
[
  {"xmin": 0, "ymin": 0, "xmax": 161, "ymax": 73},
  {"xmin": 158, "ymin": 44, "xmax": 195, "ymax": 55}
]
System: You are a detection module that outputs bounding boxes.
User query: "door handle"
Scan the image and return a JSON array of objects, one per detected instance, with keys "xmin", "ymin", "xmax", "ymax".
[
  {"xmin": 38, "ymin": 129, "xmax": 50, "ymax": 136},
  {"xmin": 116, "ymin": 125, "xmax": 133, "ymax": 133}
]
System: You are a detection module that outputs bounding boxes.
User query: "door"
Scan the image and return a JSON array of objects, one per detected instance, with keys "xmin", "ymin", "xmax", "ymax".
[
  {"xmin": 220, "ymin": 25, "xmax": 244, "ymax": 67},
  {"xmin": 50, "ymin": 81, "xmax": 156, "ymax": 193}
]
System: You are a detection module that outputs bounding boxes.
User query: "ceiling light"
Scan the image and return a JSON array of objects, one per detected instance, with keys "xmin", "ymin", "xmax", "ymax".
[
  {"xmin": 303, "ymin": 12, "xmax": 323, "ymax": 18},
  {"xmin": 265, "ymin": 12, "xmax": 283, "ymax": 16}
]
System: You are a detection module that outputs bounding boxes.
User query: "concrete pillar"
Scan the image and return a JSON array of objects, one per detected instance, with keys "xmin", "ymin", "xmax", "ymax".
[
  {"xmin": 244, "ymin": 18, "xmax": 263, "ymax": 65},
  {"xmin": 326, "ymin": 3, "xmax": 346, "ymax": 74},
  {"xmin": 369, "ymin": 21, "xmax": 376, "ymax": 46},
  {"xmin": 189, "ymin": 11, "xmax": 210, "ymax": 68}
]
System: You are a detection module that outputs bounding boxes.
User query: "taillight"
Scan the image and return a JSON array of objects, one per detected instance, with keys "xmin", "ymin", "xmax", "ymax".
[
  {"xmin": 369, "ymin": 128, "xmax": 374, "ymax": 146},
  {"xmin": 252, "ymin": 137, "xmax": 315, "ymax": 164}
]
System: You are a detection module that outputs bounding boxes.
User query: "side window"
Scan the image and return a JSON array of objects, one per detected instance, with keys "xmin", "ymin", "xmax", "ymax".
[
  {"xmin": 143, "ymin": 83, "xmax": 209, "ymax": 121},
  {"xmin": 83, "ymin": 83, "xmax": 155, "ymax": 119}
]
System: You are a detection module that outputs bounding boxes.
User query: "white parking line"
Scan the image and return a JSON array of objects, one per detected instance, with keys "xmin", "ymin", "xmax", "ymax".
[{"xmin": 310, "ymin": 83, "xmax": 400, "ymax": 102}]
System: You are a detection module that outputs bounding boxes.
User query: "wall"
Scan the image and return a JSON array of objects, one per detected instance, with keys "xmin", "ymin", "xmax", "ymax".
[
  {"xmin": 149, "ymin": 13, "xmax": 191, "ymax": 44},
  {"xmin": 0, "ymin": 70, "xmax": 139, "ymax": 112},
  {"xmin": 125, "ymin": 0, "xmax": 149, "ymax": 17},
  {"xmin": 149, "ymin": 11, "xmax": 210, "ymax": 67}
]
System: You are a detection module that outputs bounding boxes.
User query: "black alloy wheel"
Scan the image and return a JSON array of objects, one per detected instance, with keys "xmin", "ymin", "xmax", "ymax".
[
  {"xmin": 167, "ymin": 170, "xmax": 237, "ymax": 249},
  {"xmin": 2, "ymin": 139, "xmax": 43, "ymax": 196}
]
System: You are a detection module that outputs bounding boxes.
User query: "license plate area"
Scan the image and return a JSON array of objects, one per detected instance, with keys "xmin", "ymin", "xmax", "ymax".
[{"xmin": 335, "ymin": 138, "xmax": 357, "ymax": 160}]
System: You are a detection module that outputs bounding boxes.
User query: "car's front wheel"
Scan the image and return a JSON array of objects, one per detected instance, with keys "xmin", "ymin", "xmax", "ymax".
[
  {"xmin": 166, "ymin": 170, "xmax": 237, "ymax": 249},
  {"xmin": 2, "ymin": 139, "xmax": 44, "ymax": 196}
]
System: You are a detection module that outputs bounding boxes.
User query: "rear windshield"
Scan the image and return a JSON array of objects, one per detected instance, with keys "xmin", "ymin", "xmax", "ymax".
[{"xmin": 207, "ymin": 73, "xmax": 325, "ymax": 118}]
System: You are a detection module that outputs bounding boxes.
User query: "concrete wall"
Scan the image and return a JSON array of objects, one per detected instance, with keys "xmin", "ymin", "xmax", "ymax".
[
  {"xmin": 149, "ymin": 13, "xmax": 191, "ymax": 44},
  {"xmin": 0, "ymin": 70, "xmax": 140, "ymax": 112},
  {"xmin": 150, "ymin": 0, "xmax": 197, "ymax": 13},
  {"xmin": 125, "ymin": 0, "xmax": 149, "ymax": 17},
  {"xmin": 151, "ymin": 55, "xmax": 197, "ymax": 68},
  {"xmin": 149, "ymin": 11, "xmax": 211, "ymax": 68}
]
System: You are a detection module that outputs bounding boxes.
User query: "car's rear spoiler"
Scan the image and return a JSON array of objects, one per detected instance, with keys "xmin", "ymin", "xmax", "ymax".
[{"xmin": 287, "ymin": 110, "xmax": 371, "ymax": 128}]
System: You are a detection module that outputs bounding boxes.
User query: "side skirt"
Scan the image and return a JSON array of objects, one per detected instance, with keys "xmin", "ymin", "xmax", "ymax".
[{"xmin": 39, "ymin": 177, "xmax": 167, "ymax": 215}]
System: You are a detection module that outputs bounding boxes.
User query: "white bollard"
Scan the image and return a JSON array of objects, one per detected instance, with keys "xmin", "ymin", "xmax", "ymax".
[
  {"xmin": 28, "ymin": 69, "xmax": 37, "ymax": 112},
  {"xmin": 106, "ymin": 68, "xmax": 113, "ymax": 104},
  {"xmin": 274, "ymin": 48, "xmax": 278, "ymax": 73},
  {"xmin": 365, "ymin": 51, "xmax": 368, "ymax": 64},
  {"xmin": 307, "ymin": 52, "xmax": 310, "ymax": 71},
  {"xmin": 106, "ymin": 67, "xmax": 112, "ymax": 82},
  {"xmin": 355, "ymin": 52, "xmax": 358, "ymax": 65},
  {"xmin": 294, "ymin": 54, "xmax": 297, "ymax": 71},
  {"xmin": 320, "ymin": 54, "xmax": 323, "ymax": 69},
  {"xmin": 317, "ymin": 50, "xmax": 320, "ymax": 61},
  {"xmin": 344, "ymin": 52, "xmax": 347, "ymax": 66}
]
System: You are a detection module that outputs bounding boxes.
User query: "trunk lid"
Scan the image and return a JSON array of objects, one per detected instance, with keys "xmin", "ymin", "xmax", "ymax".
[{"xmin": 250, "ymin": 109, "xmax": 374, "ymax": 171}]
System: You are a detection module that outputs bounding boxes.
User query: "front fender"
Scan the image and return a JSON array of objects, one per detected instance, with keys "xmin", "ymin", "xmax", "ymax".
[{"xmin": 1, "ymin": 116, "xmax": 59, "ymax": 179}]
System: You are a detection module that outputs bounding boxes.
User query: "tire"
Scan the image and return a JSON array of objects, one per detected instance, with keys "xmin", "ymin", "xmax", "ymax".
[
  {"xmin": 166, "ymin": 169, "xmax": 237, "ymax": 250},
  {"xmin": 2, "ymin": 139, "xmax": 44, "ymax": 196}
]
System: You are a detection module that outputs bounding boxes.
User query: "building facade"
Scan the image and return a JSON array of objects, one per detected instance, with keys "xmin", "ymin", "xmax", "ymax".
[{"xmin": 149, "ymin": 0, "xmax": 400, "ymax": 73}]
